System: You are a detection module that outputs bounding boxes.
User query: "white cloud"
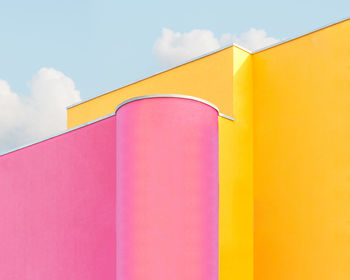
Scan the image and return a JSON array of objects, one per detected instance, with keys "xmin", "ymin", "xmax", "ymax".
[
  {"xmin": 0, "ymin": 68, "xmax": 81, "ymax": 154},
  {"xmin": 153, "ymin": 28, "xmax": 280, "ymax": 67},
  {"xmin": 153, "ymin": 28, "xmax": 221, "ymax": 68}
]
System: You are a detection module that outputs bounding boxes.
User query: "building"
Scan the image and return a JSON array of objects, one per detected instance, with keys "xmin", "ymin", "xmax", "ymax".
[{"xmin": 1, "ymin": 18, "xmax": 350, "ymax": 280}]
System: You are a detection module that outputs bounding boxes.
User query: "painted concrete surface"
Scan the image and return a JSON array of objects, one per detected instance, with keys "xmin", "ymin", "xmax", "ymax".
[
  {"xmin": 116, "ymin": 97, "xmax": 219, "ymax": 280},
  {"xmin": 0, "ymin": 116, "xmax": 116, "ymax": 280}
]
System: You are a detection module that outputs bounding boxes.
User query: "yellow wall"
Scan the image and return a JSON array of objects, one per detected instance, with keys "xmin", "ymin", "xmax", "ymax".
[
  {"xmin": 219, "ymin": 46, "xmax": 253, "ymax": 280},
  {"xmin": 67, "ymin": 46, "xmax": 234, "ymax": 128},
  {"xmin": 253, "ymin": 19, "xmax": 350, "ymax": 279}
]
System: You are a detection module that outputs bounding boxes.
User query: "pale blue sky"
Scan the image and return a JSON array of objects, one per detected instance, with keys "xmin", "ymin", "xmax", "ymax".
[{"xmin": 1, "ymin": 0, "xmax": 349, "ymax": 100}]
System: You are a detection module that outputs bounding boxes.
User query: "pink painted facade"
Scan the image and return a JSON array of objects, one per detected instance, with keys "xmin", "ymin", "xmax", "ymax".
[
  {"xmin": 0, "ymin": 116, "xmax": 117, "ymax": 280},
  {"xmin": 0, "ymin": 96, "xmax": 219, "ymax": 280},
  {"xmin": 116, "ymin": 97, "xmax": 219, "ymax": 280}
]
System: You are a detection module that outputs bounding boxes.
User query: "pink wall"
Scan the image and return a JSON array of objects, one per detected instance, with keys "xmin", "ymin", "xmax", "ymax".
[
  {"xmin": 116, "ymin": 97, "xmax": 219, "ymax": 280},
  {"xmin": 0, "ymin": 97, "xmax": 219, "ymax": 280},
  {"xmin": 0, "ymin": 116, "xmax": 116, "ymax": 280}
]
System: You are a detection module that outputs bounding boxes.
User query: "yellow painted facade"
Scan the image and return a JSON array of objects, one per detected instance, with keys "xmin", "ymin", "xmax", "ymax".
[
  {"xmin": 253, "ymin": 19, "xmax": 350, "ymax": 280},
  {"xmin": 67, "ymin": 18, "xmax": 350, "ymax": 280}
]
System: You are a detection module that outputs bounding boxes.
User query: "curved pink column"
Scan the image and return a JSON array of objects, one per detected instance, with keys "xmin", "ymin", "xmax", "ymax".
[{"xmin": 116, "ymin": 96, "xmax": 219, "ymax": 280}]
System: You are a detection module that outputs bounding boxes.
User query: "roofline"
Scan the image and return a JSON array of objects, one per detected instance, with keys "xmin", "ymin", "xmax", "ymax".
[
  {"xmin": 1, "ymin": 95, "xmax": 234, "ymax": 157},
  {"xmin": 115, "ymin": 94, "xmax": 219, "ymax": 113},
  {"xmin": 0, "ymin": 113, "xmax": 115, "ymax": 157},
  {"xmin": 66, "ymin": 43, "xmax": 250, "ymax": 110},
  {"xmin": 253, "ymin": 16, "xmax": 350, "ymax": 54},
  {"xmin": 232, "ymin": 43, "xmax": 252, "ymax": 54},
  {"xmin": 66, "ymin": 17, "xmax": 349, "ymax": 110},
  {"xmin": 114, "ymin": 94, "xmax": 234, "ymax": 120}
]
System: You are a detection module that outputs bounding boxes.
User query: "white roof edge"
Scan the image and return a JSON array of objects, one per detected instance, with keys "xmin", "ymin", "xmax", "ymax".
[
  {"xmin": 66, "ymin": 43, "xmax": 239, "ymax": 110},
  {"xmin": 116, "ymin": 94, "xmax": 235, "ymax": 119},
  {"xmin": 252, "ymin": 16, "xmax": 350, "ymax": 54},
  {"xmin": 66, "ymin": 17, "xmax": 349, "ymax": 111},
  {"xmin": 219, "ymin": 113, "xmax": 234, "ymax": 121},
  {"xmin": 64, "ymin": 43, "xmax": 252, "ymax": 111},
  {"xmin": 1, "ymin": 94, "xmax": 235, "ymax": 157},
  {"xmin": 0, "ymin": 113, "xmax": 115, "ymax": 157},
  {"xmin": 232, "ymin": 43, "xmax": 253, "ymax": 54},
  {"xmin": 115, "ymin": 94, "xmax": 219, "ymax": 113}
]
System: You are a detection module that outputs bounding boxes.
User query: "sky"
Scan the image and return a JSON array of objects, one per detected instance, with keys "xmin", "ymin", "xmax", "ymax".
[{"xmin": 0, "ymin": 0, "xmax": 349, "ymax": 153}]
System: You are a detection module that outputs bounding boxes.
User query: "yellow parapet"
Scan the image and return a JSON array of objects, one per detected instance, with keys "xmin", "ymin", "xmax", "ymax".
[{"xmin": 67, "ymin": 46, "xmax": 234, "ymax": 129}]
